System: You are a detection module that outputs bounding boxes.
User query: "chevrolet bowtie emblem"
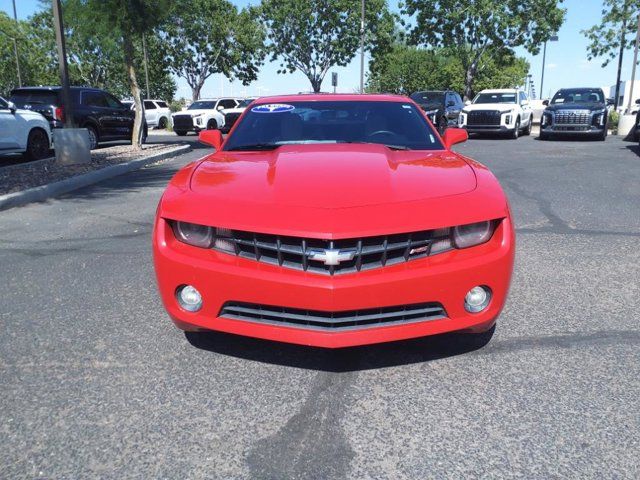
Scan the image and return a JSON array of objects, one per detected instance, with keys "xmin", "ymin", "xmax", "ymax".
[{"xmin": 308, "ymin": 248, "xmax": 357, "ymax": 266}]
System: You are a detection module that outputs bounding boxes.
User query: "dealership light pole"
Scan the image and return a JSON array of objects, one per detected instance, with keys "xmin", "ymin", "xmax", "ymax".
[
  {"xmin": 52, "ymin": 0, "xmax": 73, "ymax": 128},
  {"xmin": 540, "ymin": 34, "xmax": 558, "ymax": 99},
  {"xmin": 11, "ymin": 0, "xmax": 22, "ymax": 87},
  {"xmin": 359, "ymin": 0, "xmax": 365, "ymax": 93},
  {"xmin": 625, "ymin": 12, "xmax": 640, "ymax": 114},
  {"xmin": 142, "ymin": 33, "xmax": 151, "ymax": 99}
]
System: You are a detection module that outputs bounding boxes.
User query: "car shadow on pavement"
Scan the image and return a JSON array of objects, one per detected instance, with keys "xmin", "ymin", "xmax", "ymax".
[{"xmin": 184, "ymin": 330, "xmax": 489, "ymax": 372}]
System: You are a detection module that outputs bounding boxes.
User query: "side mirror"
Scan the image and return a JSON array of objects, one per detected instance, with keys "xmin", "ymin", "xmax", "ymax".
[
  {"xmin": 607, "ymin": 98, "xmax": 615, "ymax": 106},
  {"xmin": 7, "ymin": 101, "xmax": 17, "ymax": 113},
  {"xmin": 217, "ymin": 105, "xmax": 224, "ymax": 111},
  {"xmin": 635, "ymin": 99, "xmax": 640, "ymax": 105},
  {"xmin": 542, "ymin": 99, "xmax": 549, "ymax": 106},
  {"xmin": 442, "ymin": 127, "xmax": 468, "ymax": 149},
  {"xmin": 199, "ymin": 129, "xmax": 223, "ymax": 150},
  {"xmin": 464, "ymin": 100, "xmax": 471, "ymax": 106}
]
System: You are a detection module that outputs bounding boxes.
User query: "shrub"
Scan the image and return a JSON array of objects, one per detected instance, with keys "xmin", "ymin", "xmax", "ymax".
[{"xmin": 608, "ymin": 111, "xmax": 619, "ymax": 133}]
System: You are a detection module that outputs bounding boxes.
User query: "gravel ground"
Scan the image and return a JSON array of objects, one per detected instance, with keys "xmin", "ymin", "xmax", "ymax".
[{"xmin": 0, "ymin": 144, "xmax": 186, "ymax": 195}]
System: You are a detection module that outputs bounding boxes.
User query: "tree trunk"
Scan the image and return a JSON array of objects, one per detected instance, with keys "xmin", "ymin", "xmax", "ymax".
[
  {"xmin": 191, "ymin": 82, "xmax": 204, "ymax": 101},
  {"xmin": 464, "ymin": 61, "xmax": 478, "ymax": 101},
  {"xmin": 123, "ymin": 32, "xmax": 144, "ymax": 151},
  {"xmin": 309, "ymin": 74, "xmax": 323, "ymax": 93}
]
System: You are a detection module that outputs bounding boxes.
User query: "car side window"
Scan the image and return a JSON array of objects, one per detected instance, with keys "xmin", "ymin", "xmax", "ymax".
[
  {"xmin": 83, "ymin": 91, "xmax": 108, "ymax": 108},
  {"xmin": 219, "ymin": 99, "xmax": 237, "ymax": 109},
  {"xmin": 157, "ymin": 101, "xmax": 168, "ymax": 108},
  {"xmin": 144, "ymin": 100, "xmax": 156, "ymax": 110},
  {"xmin": 519, "ymin": 92, "xmax": 528, "ymax": 105},
  {"xmin": 455, "ymin": 93, "xmax": 463, "ymax": 106},
  {"xmin": 103, "ymin": 93, "xmax": 123, "ymax": 109}
]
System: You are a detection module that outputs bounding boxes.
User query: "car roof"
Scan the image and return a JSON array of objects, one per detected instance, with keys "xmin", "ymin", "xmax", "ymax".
[
  {"xmin": 556, "ymin": 88, "xmax": 603, "ymax": 92},
  {"xmin": 478, "ymin": 89, "xmax": 519, "ymax": 94},
  {"xmin": 11, "ymin": 86, "xmax": 105, "ymax": 92},
  {"xmin": 253, "ymin": 93, "xmax": 411, "ymax": 104}
]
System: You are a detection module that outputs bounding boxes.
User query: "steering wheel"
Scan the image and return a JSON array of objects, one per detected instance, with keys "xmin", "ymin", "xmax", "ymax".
[{"xmin": 367, "ymin": 130, "xmax": 396, "ymax": 140}]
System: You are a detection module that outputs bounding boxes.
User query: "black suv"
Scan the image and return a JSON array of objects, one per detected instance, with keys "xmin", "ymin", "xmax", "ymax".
[
  {"xmin": 540, "ymin": 88, "xmax": 611, "ymax": 141},
  {"xmin": 9, "ymin": 86, "xmax": 146, "ymax": 149},
  {"xmin": 410, "ymin": 90, "xmax": 464, "ymax": 133}
]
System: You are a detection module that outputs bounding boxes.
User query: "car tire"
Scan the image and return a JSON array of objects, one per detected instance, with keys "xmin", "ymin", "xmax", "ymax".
[
  {"xmin": 598, "ymin": 129, "xmax": 607, "ymax": 141},
  {"xmin": 158, "ymin": 117, "xmax": 168, "ymax": 129},
  {"xmin": 457, "ymin": 324, "xmax": 496, "ymax": 350},
  {"xmin": 85, "ymin": 125, "xmax": 98, "ymax": 150},
  {"xmin": 175, "ymin": 130, "xmax": 187, "ymax": 136},
  {"xmin": 26, "ymin": 128, "xmax": 50, "ymax": 160},
  {"xmin": 206, "ymin": 119, "xmax": 218, "ymax": 130},
  {"xmin": 510, "ymin": 118, "xmax": 520, "ymax": 139},
  {"xmin": 539, "ymin": 131, "xmax": 549, "ymax": 141},
  {"xmin": 523, "ymin": 117, "xmax": 532, "ymax": 135},
  {"xmin": 438, "ymin": 117, "xmax": 447, "ymax": 135}
]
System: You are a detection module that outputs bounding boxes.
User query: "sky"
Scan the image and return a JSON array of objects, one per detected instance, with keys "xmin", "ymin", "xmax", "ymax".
[{"xmin": 0, "ymin": 0, "xmax": 629, "ymax": 100}]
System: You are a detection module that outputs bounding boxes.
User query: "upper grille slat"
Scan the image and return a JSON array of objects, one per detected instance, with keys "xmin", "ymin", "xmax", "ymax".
[{"xmin": 206, "ymin": 226, "xmax": 456, "ymax": 276}]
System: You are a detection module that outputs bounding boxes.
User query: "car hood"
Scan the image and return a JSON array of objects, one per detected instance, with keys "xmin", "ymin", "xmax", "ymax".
[
  {"xmin": 188, "ymin": 144, "xmax": 476, "ymax": 209},
  {"xmin": 544, "ymin": 102, "xmax": 605, "ymax": 112},
  {"xmin": 463, "ymin": 104, "xmax": 517, "ymax": 112},
  {"xmin": 173, "ymin": 109, "xmax": 218, "ymax": 117}
]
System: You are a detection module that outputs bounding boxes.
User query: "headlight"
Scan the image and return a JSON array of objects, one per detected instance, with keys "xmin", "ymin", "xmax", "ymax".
[
  {"xmin": 452, "ymin": 221, "xmax": 495, "ymax": 249},
  {"xmin": 173, "ymin": 221, "xmax": 213, "ymax": 248}
]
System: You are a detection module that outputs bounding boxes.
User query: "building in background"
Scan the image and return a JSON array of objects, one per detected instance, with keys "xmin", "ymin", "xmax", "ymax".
[{"xmin": 602, "ymin": 80, "xmax": 640, "ymax": 113}]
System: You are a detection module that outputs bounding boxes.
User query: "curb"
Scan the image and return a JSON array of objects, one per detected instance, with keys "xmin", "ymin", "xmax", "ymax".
[{"xmin": 0, "ymin": 144, "xmax": 191, "ymax": 212}]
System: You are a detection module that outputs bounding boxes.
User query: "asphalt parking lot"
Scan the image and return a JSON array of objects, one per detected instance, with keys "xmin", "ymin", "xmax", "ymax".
[{"xmin": 1, "ymin": 135, "xmax": 639, "ymax": 479}]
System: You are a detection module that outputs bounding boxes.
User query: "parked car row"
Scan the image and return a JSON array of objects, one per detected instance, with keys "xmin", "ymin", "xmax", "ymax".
[
  {"xmin": 8, "ymin": 86, "xmax": 147, "ymax": 150},
  {"xmin": 413, "ymin": 86, "xmax": 613, "ymax": 142},
  {"xmin": 170, "ymin": 97, "xmax": 259, "ymax": 136},
  {"xmin": 121, "ymin": 99, "xmax": 171, "ymax": 130}
]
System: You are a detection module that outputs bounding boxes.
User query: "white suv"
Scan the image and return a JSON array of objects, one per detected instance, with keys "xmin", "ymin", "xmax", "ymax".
[
  {"xmin": 459, "ymin": 89, "xmax": 533, "ymax": 139},
  {"xmin": 0, "ymin": 96, "xmax": 52, "ymax": 160},
  {"xmin": 122, "ymin": 99, "xmax": 171, "ymax": 129},
  {"xmin": 171, "ymin": 98, "xmax": 240, "ymax": 136}
]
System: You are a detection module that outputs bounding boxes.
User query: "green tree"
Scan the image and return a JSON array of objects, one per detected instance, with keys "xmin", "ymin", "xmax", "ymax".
[
  {"xmin": 582, "ymin": 0, "xmax": 640, "ymax": 109},
  {"xmin": 162, "ymin": 0, "xmax": 265, "ymax": 101},
  {"xmin": 402, "ymin": 0, "xmax": 565, "ymax": 99},
  {"xmin": 260, "ymin": 0, "xmax": 395, "ymax": 93},
  {"xmin": 81, "ymin": 0, "xmax": 170, "ymax": 148},
  {"xmin": 368, "ymin": 43, "xmax": 529, "ymax": 98}
]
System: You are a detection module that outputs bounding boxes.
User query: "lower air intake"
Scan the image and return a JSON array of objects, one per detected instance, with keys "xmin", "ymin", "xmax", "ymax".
[{"xmin": 219, "ymin": 302, "xmax": 447, "ymax": 331}]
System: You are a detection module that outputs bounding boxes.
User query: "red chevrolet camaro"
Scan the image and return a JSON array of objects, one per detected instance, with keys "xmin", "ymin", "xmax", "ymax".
[{"xmin": 153, "ymin": 94, "xmax": 515, "ymax": 348}]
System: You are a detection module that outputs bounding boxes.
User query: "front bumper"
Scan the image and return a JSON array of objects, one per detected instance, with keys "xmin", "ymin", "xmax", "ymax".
[
  {"xmin": 464, "ymin": 125, "xmax": 514, "ymax": 134},
  {"xmin": 153, "ymin": 217, "xmax": 515, "ymax": 348}
]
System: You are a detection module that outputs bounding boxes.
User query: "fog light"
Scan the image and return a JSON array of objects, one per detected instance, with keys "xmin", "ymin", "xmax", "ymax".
[
  {"xmin": 176, "ymin": 285, "xmax": 202, "ymax": 312},
  {"xmin": 464, "ymin": 286, "xmax": 491, "ymax": 313}
]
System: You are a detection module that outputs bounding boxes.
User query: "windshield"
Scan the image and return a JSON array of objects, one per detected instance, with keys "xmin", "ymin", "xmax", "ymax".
[
  {"xmin": 238, "ymin": 99, "xmax": 255, "ymax": 108},
  {"xmin": 223, "ymin": 100, "xmax": 443, "ymax": 151},
  {"xmin": 551, "ymin": 89, "xmax": 604, "ymax": 104},
  {"xmin": 410, "ymin": 92, "xmax": 444, "ymax": 105},
  {"xmin": 10, "ymin": 89, "xmax": 59, "ymax": 107},
  {"xmin": 189, "ymin": 101, "xmax": 217, "ymax": 110},
  {"xmin": 473, "ymin": 93, "xmax": 516, "ymax": 104}
]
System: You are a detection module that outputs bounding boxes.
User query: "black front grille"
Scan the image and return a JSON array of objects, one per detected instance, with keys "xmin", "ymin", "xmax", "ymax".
[
  {"xmin": 554, "ymin": 110, "xmax": 591, "ymax": 125},
  {"xmin": 173, "ymin": 114, "xmax": 194, "ymax": 129},
  {"xmin": 219, "ymin": 302, "xmax": 447, "ymax": 331},
  {"xmin": 467, "ymin": 110, "xmax": 501, "ymax": 126},
  {"xmin": 215, "ymin": 228, "xmax": 452, "ymax": 275}
]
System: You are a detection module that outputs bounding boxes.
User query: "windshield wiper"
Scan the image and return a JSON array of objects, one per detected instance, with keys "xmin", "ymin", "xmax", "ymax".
[
  {"xmin": 384, "ymin": 144, "xmax": 410, "ymax": 150},
  {"xmin": 226, "ymin": 143, "xmax": 281, "ymax": 151}
]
